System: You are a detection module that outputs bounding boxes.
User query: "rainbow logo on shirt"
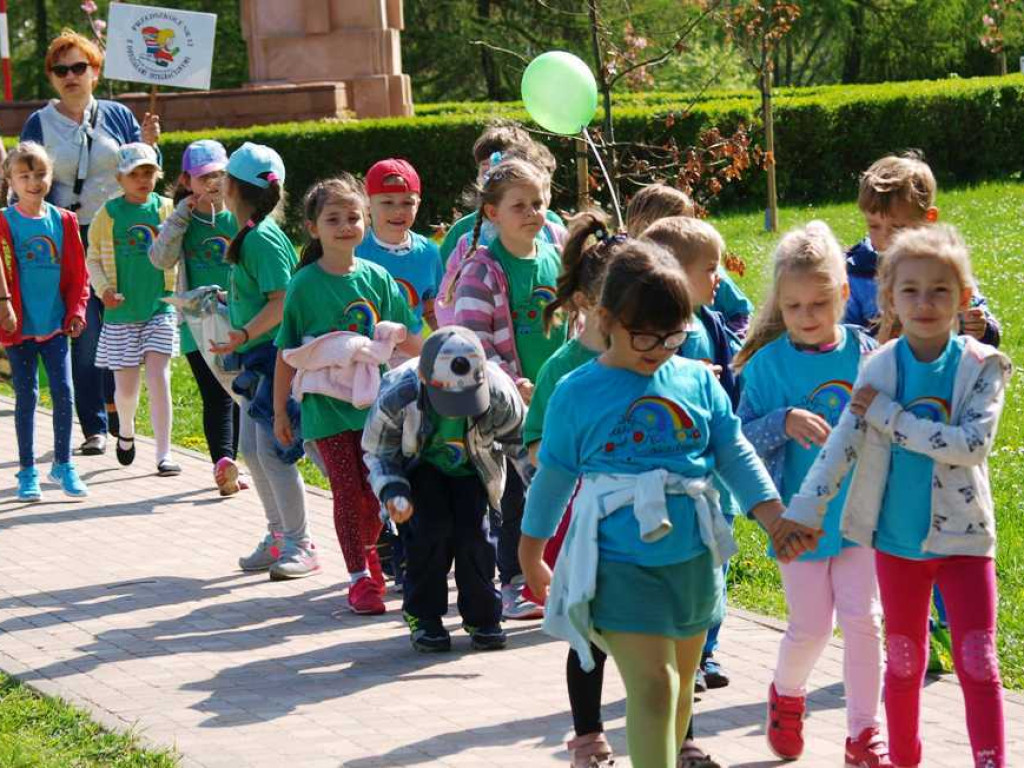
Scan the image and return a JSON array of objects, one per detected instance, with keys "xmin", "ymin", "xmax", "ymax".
[
  {"xmin": 906, "ymin": 396, "xmax": 951, "ymax": 424},
  {"xmin": 808, "ymin": 379, "xmax": 854, "ymax": 423},
  {"xmin": 531, "ymin": 285, "xmax": 557, "ymax": 306},
  {"xmin": 24, "ymin": 235, "xmax": 60, "ymax": 265},
  {"xmin": 606, "ymin": 393, "xmax": 704, "ymax": 454},
  {"xmin": 394, "ymin": 278, "xmax": 420, "ymax": 309},
  {"xmin": 200, "ymin": 235, "xmax": 231, "ymax": 264},
  {"xmin": 340, "ymin": 299, "xmax": 380, "ymax": 336},
  {"xmin": 445, "ymin": 439, "xmax": 467, "ymax": 465},
  {"xmin": 127, "ymin": 224, "xmax": 159, "ymax": 250}
]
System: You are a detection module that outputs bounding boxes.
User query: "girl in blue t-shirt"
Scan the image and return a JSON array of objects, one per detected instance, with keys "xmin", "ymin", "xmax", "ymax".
[
  {"xmin": 734, "ymin": 222, "xmax": 887, "ymax": 765},
  {"xmin": 778, "ymin": 225, "xmax": 1010, "ymax": 768},
  {"xmin": 520, "ymin": 240, "xmax": 782, "ymax": 768}
]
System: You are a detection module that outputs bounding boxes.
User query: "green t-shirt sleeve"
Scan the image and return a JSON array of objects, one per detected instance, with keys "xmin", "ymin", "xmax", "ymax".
[
  {"xmin": 439, "ymin": 213, "xmax": 474, "ymax": 268},
  {"xmin": 274, "ymin": 276, "xmax": 305, "ymax": 350},
  {"xmin": 523, "ymin": 362, "xmax": 557, "ymax": 445},
  {"xmin": 247, "ymin": 226, "xmax": 295, "ymax": 295}
]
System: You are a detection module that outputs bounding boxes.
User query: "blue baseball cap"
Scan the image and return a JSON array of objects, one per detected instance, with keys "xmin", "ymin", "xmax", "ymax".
[
  {"xmin": 182, "ymin": 140, "xmax": 228, "ymax": 178},
  {"xmin": 226, "ymin": 142, "xmax": 285, "ymax": 188}
]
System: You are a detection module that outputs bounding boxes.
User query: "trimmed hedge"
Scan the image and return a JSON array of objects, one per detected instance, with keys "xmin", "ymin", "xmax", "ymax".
[{"xmin": 147, "ymin": 74, "xmax": 1024, "ymax": 235}]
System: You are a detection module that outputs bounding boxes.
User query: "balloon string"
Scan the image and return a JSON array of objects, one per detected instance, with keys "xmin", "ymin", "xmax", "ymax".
[{"xmin": 582, "ymin": 127, "xmax": 624, "ymax": 231}]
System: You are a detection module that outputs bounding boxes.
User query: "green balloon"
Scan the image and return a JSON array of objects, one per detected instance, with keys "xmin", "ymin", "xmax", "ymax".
[{"xmin": 521, "ymin": 51, "xmax": 598, "ymax": 135}]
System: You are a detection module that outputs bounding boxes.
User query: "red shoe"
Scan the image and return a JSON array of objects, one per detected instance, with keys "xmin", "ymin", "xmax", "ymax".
[
  {"xmin": 845, "ymin": 727, "xmax": 893, "ymax": 767},
  {"xmin": 348, "ymin": 576, "xmax": 385, "ymax": 615},
  {"xmin": 365, "ymin": 546, "xmax": 386, "ymax": 591},
  {"xmin": 766, "ymin": 683, "xmax": 805, "ymax": 760}
]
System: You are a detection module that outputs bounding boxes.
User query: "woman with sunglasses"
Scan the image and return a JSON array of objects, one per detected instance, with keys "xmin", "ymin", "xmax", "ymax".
[{"xmin": 21, "ymin": 31, "xmax": 160, "ymax": 457}]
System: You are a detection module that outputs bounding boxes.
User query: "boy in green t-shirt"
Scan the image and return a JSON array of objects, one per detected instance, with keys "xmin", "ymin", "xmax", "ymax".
[{"xmin": 362, "ymin": 327, "xmax": 525, "ymax": 653}]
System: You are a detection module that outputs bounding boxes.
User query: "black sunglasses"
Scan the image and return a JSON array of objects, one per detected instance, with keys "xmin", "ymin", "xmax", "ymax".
[
  {"xmin": 51, "ymin": 62, "xmax": 90, "ymax": 78},
  {"xmin": 628, "ymin": 328, "xmax": 688, "ymax": 352}
]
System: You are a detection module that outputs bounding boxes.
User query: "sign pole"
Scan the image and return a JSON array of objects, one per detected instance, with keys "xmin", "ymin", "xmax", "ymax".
[
  {"xmin": 148, "ymin": 84, "xmax": 158, "ymax": 116},
  {"xmin": 0, "ymin": 0, "xmax": 12, "ymax": 101}
]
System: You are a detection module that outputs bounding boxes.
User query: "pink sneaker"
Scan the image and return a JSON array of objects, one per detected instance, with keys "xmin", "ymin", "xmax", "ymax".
[
  {"xmin": 766, "ymin": 683, "xmax": 805, "ymax": 760},
  {"xmin": 214, "ymin": 457, "xmax": 240, "ymax": 496},
  {"xmin": 845, "ymin": 727, "xmax": 893, "ymax": 768},
  {"xmin": 348, "ymin": 576, "xmax": 385, "ymax": 615}
]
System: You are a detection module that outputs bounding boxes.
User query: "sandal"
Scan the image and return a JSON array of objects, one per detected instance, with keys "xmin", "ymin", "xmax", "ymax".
[
  {"xmin": 677, "ymin": 742, "xmax": 721, "ymax": 768},
  {"xmin": 568, "ymin": 732, "xmax": 615, "ymax": 767}
]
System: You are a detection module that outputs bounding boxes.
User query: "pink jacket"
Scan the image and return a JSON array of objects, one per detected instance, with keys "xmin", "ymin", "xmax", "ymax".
[
  {"xmin": 281, "ymin": 322, "xmax": 407, "ymax": 409},
  {"xmin": 436, "ymin": 222, "xmax": 568, "ymax": 327}
]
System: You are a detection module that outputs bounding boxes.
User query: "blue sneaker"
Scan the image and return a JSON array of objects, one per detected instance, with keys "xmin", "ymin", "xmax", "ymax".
[
  {"xmin": 16, "ymin": 467, "xmax": 41, "ymax": 502},
  {"xmin": 48, "ymin": 462, "xmax": 88, "ymax": 498}
]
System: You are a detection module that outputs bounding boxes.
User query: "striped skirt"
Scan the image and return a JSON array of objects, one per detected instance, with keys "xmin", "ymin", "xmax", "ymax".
[{"xmin": 95, "ymin": 313, "xmax": 179, "ymax": 370}]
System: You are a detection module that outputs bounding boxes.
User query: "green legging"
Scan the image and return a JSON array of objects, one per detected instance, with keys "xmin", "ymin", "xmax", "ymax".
[{"xmin": 602, "ymin": 629, "xmax": 706, "ymax": 768}]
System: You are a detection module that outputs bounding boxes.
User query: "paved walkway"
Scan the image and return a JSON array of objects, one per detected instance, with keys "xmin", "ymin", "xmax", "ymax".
[{"xmin": 0, "ymin": 396, "xmax": 1020, "ymax": 767}]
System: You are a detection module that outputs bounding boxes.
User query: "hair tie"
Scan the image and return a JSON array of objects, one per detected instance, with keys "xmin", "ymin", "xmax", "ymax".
[
  {"xmin": 489, "ymin": 151, "xmax": 503, "ymax": 167},
  {"xmin": 265, "ymin": 172, "xmax": 280, "ymax": 184},
  {"xmin": 594, "ymin": 227, "xmax": 608, "ymax": 242},
  {"xmin": 245, "ymin": 218, "xmax": 256, "ymax": 228}
]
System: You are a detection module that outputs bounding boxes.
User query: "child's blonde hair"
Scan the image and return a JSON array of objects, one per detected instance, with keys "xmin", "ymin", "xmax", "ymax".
[
  {"xmin": 4, "ymin": 141, "xmax": 53, "ymax": 177},
  {"xmin": 876, "ymin": 224, "xmax": 973, "ymax": 335},
  {"xmin": 641, "ymin": 216, "xmax": 724, "ymax": 270},
  {"xmin": 625, "ymin": 184, "xmax": 696, "ymax": 237},
  {"xmin": 734, "ymin": 220, "xmax": 847, "ymax": 370},
  {"xmin": 858, "ymin": 152, "xmax": 936, "ymax": 216}
]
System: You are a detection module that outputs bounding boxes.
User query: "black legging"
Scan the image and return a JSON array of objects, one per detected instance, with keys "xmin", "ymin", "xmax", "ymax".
[
  {"xmin": 568, "ymin": 644, "xmax": 695, "ymax": 741},
  {"xmin": 185, "ymin": 351, "xmax": 239, "ymax": 462}
]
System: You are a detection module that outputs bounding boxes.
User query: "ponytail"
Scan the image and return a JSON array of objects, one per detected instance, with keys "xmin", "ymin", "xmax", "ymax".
[
  {"xmin": 543, "ymin": 209, "xmax": 620, "ymax": 333},
  {"xmin": 226, "ymin": 174, "xmax": 283, "ymax": 265}
]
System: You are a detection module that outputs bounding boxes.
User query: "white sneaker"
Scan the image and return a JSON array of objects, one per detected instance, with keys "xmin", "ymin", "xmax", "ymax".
[
  {"xmin": 501, "ymin": 575, "xmax": 543, "ymax": 620},
  {"xmin": 269, "ymin": 540, "xmax": 321, "ymax": 581}
]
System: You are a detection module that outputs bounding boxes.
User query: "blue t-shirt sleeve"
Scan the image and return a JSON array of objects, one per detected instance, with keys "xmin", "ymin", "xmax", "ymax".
[
  {"xmin": 522, "ymin": 462, "xmax": 578, "ymax": 539},
  {"xmin": 713, "ymin": 271, "xmax": 754, "ymax": 319},
  {"xmin": 21, "ymin": 112, "xmax": 43, "ymax": 143},
  {"xmin": 425, "ymin": 238, "xmax": 442, "ymax": 299},
  {"xmin": 536, "ymin": 383, "xmax": 581, "ymax": 475},
  {"xmin": 705, "ymin": 366, "xmax": 779, "ymax": 512}
]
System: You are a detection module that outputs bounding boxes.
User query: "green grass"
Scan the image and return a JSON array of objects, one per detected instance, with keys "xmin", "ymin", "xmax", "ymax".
[{"xmin": 0, "ymin": 672, "xmax": 178, "ymax": 767}]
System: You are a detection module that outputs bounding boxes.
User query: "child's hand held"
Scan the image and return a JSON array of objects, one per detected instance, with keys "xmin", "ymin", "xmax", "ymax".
[
  {"xmin": 386, "ymin": 496, "xmax": 414, "ymax": 524},
  {"xmin": 960, "ymin": 307, "xmax": 986, "ymax": 339},
  {"xmin": 850, "ymin": 386, "xmax": 878, "ymax": 416},
  {"xmin": 785, "ymin": 408, "xmax": 831, "ymax": 448},
  {"xmin": 66, "ymin": 317, "xmax": 85, "ymax": 338},
  {"xmin": 102, "ymin": 289, "xmax": 124, "ymax": 309},
  {"xmin": 210, "ymin": 328, "xmax": 247, "ymax": 355},
  {"xmin": 523, "ymin": 559, "xmax": 552, "ymax": 604}
]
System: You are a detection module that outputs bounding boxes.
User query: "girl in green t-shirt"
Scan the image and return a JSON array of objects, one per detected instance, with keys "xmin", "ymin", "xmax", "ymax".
[
  {"xmin": 150, "ymin": 140, "xmax": 241, "ymax": 496},
  {"xmin": 274, "ymin": 175, "xmax": 422, "ymax": 618},
  {"xmin": 86, "ymin": 143, "xmax": 178, "ymax": 477},
  {"xmin": 210, "ymin": 142, "xmax": 320, "ymax": 583}
]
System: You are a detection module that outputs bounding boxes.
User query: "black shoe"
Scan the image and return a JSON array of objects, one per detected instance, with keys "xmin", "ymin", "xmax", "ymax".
[
  {"xmin": 464, "ymin": 623, "xmax": 507, "ymax": 651},
  {"xmin": 702, "ymin": 654, "xmax": 730, "ymax": 689},
  {"xmin": 694, "ymin": 665, "xmax": 707, "ymax": 693},
  {"xmin": 80, "ymin": 434, "xmax": 107, "ymax": 456},
  {"xmin": 157, "ymin": 459, "xmax": 182, "ymax": 477},
  {"xmin": 405, "ymin": 614, "xmax": 451, "ymax": 653},
  {"xmin": 115, "ymin": 437, "xmax": 135, "ymax": 466}
]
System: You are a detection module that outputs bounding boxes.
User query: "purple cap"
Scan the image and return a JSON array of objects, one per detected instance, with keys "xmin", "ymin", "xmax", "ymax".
[{"xmin": 182, "ymin": 140, "xmax": 228, "ymax": 178}]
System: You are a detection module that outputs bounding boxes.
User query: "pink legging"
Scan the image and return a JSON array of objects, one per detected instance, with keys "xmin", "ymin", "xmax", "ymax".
[
  {"xmin": 316, "ymin": 431, "xmax": 383, "ymax": 574},
  {"xmin": 876, "ymin": 551, "xmax": 1004, "ymax": 768}
]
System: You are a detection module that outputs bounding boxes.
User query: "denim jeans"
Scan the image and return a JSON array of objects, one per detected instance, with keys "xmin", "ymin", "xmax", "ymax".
[{"xmin": 7, "ymin": 334, "xmax": 74, "ymax": 467}]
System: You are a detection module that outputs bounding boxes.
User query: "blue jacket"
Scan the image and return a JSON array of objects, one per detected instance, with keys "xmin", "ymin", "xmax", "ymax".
[
  {"xmin": 844, "ymin": 236, "xmax": 1001, "ymax": 347},
  {"xmin": 696, "ymin": 305, "xmax": 743, "ymax": 409},
  {"xmin": 225, "ymin": 341, "xmax": 304, "ymax": 464}
]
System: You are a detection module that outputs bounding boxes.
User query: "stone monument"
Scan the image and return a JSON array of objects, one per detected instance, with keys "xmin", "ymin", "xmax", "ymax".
[{"xmin": 240, "ymin": 0, "xmax": 413, "ymax": 119}]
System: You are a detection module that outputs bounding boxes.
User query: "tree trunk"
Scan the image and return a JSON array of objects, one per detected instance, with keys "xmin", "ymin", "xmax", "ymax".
[
  {"xmin": 35, "ymin": 0, "xmax": 49, "ymax": 100},
  {"xmin": 841, "ymin": 5, "xmax": 864, "ymax": 83},
  {"xmin": 478, "ymin": 0, "xmax": 501, "ymax": 99},
  {"xmin": 587, "ymin": 0, "xmax": 619, "ymax": 202},
  {"xmin": 762, "ymin": 48, "xmax": 778, "ymax": 232}
]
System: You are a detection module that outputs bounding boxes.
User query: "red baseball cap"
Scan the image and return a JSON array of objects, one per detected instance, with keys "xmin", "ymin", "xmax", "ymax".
[{"xmin": 365, "ymin": 158, "xmax": 421, "ymax": 196}]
